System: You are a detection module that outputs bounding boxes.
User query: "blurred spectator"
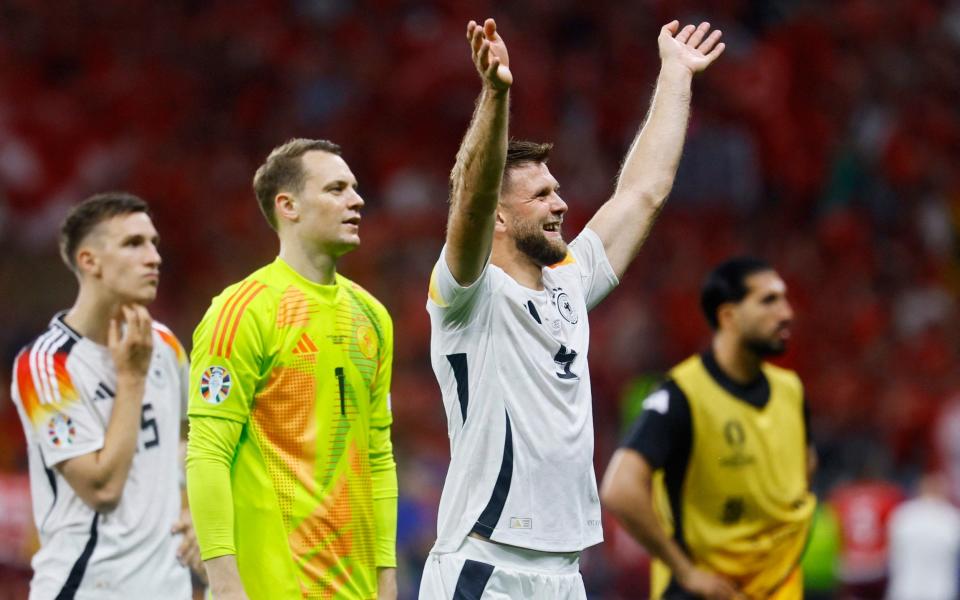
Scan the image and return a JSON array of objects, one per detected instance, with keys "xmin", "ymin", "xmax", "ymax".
[
  {"xmin": 886, "ymin": 472, "xmax": 960, "ymax": 600},
  {"xmin": 830, "ymin": 449, "xmax": 905, "ymax": 600}
]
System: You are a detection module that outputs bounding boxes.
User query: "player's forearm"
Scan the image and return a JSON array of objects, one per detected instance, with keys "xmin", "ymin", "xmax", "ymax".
[
  {"xmin": 370, "ymin": 437, "xmax": 398, "ymax": 567},
  {"xmin": 74, "ymin": 375, "xmax": 145, "ymax": 509},
  {"xmin": 450, "ymin": 87, "xmax": 510, "ymax": 212},
  {"xmin": 445, "ymin": 87, "xmax": 509, "ymax": 283},
  {"xmin": 601, "ymin": 451, "xmax": 695, "ymax": 582},
  {"xmin": 377, "ymin": 567, "xmax": 398, "ymax": 600},
  {"xmin": 205, "ymin": 554, "xmax": 249, "ymax": 600},
  {"xmin": 186, "ymin": 416, "xmax": 241, "ymax": 559},
  {"xmin": 614, "ymin": 65, "xmax": 693, "ymax": 206},
  {"xmin": 615, "ymin": 500, "xmax": 694, "ymax": 580}
]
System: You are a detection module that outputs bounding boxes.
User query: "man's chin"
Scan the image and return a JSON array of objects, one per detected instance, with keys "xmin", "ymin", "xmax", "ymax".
[
  {"xmin": 331, "ymin": 237, "xmax": 361, "ymax": 258},
  {"xmin": 530, "ymin": 241, "xmax": 569, "ymax": 267},
  {"xmin": 750, "ymin": 340, "xmax": 787, "ymax": 357},
  {"xmin": 543, "ymin": 240, "xmax": 569, "ymax": 266},
  {"xmin": 121, "ymin": 293, "xmax": 156, "ymax": 306}
]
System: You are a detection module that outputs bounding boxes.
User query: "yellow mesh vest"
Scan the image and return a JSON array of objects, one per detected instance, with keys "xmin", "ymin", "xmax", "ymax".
[{"xmin": 650, "ymin": 355, "xmax": 815, "ymax": 600}]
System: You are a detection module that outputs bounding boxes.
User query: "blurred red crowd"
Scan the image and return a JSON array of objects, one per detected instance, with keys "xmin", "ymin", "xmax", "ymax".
[{"xmin": 0, "ymin": 0, "xmax": 958, "ymax": 595}]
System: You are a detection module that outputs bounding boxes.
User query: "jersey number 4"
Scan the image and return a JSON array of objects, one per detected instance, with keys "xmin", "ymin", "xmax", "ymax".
[{"xmin": 554, "ymin": 345, "xmax": 578, "ymax": 380}]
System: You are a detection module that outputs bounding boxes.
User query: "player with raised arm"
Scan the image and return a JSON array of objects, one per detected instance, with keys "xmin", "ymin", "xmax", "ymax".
[
  {"xmin": 10, "ymin": 193, "xmax": 197, "ymax": 599},
  {"xmin": 420, "ymin": 18, "xmax": 724, "ymax": 599},
  {"xmin": 186, "ymin": 139, "xmax": 398, "ymax": 600}
]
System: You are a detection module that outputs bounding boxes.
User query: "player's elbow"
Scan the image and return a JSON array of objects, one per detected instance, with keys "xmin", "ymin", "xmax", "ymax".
[
  {"xmin": 638, "ymin": 189, "xmax": 670, "ymax": 212},
  {"xmin": 85, "ymin": 486, "xmax": 124, "ymax": 513},
  {"xmin": 599, "ymin": 478, "xmax": 632, "ymax": 519},
  {"xmin": 87, "ymin": 473, "xmax": 129, "ymax": 513}
]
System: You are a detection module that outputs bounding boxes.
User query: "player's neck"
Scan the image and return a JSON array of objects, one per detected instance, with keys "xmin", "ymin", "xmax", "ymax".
[
  {"xmin": 711, "ymin": 335, "xmax": 762, "ymax": 384},
  {"xmin": 278, "ymin": 243, "xmax": 337, "ymax": 285},
  {"xmin": 64, "ymin": 288, "xmax": 120, "ymax": 346},
  {"xmin": 491, "ymin": 240, "xmax": 544, "ymax": 290}
]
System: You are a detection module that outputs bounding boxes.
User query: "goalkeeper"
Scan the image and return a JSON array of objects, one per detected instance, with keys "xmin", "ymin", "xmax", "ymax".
[{"xmin": 186, "ymin": 139, "xmax": 398, "ymax": 600}]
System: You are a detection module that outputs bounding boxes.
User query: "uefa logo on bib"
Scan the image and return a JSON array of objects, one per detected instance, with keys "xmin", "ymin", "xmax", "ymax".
[{"xmin": 200, "ymin": 366, "xmax": 232, "ymax": 405}]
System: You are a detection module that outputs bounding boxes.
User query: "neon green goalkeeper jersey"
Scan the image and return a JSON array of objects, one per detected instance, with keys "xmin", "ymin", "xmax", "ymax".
[{"xmin": 186, "ymin": 257, "xmax": 397, "ymax": 600}]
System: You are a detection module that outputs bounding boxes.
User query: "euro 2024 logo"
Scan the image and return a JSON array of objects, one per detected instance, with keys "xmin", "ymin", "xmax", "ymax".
[{"xmin": 200, "ymin": 366, "xmax": 232, "ymax": 405}]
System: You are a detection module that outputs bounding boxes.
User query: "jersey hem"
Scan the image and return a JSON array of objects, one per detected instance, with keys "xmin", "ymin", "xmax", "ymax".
[{"xmin": 43, "ymin": 440, "xmax": 106, "ymax": 467}]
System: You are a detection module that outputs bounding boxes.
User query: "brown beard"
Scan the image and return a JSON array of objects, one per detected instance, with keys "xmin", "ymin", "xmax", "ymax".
[
  {"xmin": 745, "ymin": 335, "xmax": 788, "ymax": 357},
  {"xmin": 512, "ymin": 218, "xmax": 567, "ymax": 266}
]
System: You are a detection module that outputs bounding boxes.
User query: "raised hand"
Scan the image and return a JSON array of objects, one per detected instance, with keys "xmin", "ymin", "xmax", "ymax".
[
  {"xmin": 109, "ymin": 304, "xmax": 154, "ymax": 380},
  {"xmin": 467, "ymin": 18, "xmax": 512, "ymax": 91},
  {"xmin": 658, "ymin": 20, "xmax": 725, "ymax": 75}
]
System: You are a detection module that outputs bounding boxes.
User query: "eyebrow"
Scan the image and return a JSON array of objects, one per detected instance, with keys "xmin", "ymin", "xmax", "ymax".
[
  {"xmin": 121, "ymin": 233, "xmax": 160, "ymax": 243},
  {"xmin": 324, "ymin": 179, "xmax": 358, "ymax": 190},
  {"xmin": 535, "ymin": 183, "xmax": 558, "ymax": 196}
]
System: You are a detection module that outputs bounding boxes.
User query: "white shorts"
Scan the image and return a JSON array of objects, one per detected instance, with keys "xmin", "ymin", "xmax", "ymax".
[{"xmin": 418, "ymin": 536, "xmax": 586, "ymax": 600}]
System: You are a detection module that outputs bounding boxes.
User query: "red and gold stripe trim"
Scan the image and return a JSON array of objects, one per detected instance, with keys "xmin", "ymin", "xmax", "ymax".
[
  {"xmin": 547, "ymin": 252, "xmax": 576, "ymax": 269},
  {"xmin": 209, "ymin": 280, "xmax": 267, "ymax": 357}
]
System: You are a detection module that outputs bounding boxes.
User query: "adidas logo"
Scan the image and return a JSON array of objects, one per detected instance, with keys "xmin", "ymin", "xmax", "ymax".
[{"xmin": 291, "ymin": 333, "xmax": 318, "ymax": 355}]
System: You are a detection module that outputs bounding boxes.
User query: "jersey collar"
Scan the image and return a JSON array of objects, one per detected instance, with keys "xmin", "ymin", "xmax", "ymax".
[
  {"xmin": 700, "ymin": 350, "xmax": 770, "ymax": 409},
  {"xmin": 273, "ymin": 257, "xmax": 342, "ymax": 304}
]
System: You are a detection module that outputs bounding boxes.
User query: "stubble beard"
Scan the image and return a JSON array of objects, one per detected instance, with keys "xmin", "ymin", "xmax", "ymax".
[
  {"xmin": 513, "ymin": 221, "xmax": 567, "ymax": 267},
  {"xmin": 744, "ymin": 335, "xmax": 787, "ymax": 357}
]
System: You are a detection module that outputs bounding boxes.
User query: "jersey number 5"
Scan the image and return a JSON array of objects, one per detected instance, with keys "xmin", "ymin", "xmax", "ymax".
[
  {"xmin": 554, "ymin": 345, "xmax": 578, "ymax": 380},
  {"xmin": 141, "ymin": 403, "xmax": 159, "ymax": 449}
]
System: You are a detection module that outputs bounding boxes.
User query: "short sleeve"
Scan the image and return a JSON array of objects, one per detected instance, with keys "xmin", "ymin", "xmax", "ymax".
[
  {"xmin": 427, "ymin": 245, "xmax": 493, "ymax": 328},
  {"xmin": 153, "ymin": 323, "xmax": 190, "ymax": 420},
  {"xmin": 188, "ymin": 281, "xmax": 270, "ymax": 423},
  {"xmin": 621, "ymin": 380, "xmax": 691, "ymax": 470},
  {"xmin": 11, "ymin": 347, "xmax": 104, "ymax": 467},
  {"xmin": 569, "ymin": 227, "xmax": 619, "ymax": 310}
]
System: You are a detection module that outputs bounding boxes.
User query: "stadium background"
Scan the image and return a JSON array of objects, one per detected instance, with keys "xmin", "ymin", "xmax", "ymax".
[{"xmin": 0, "ymin": 0, "xmax": 958, "ymax": 598}]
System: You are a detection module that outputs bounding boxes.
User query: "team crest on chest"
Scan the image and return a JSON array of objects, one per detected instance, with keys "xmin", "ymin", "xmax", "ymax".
[
  {"xmin": 200, "ymin": 366, "xmax": 232, "ymax": 405},
  {"xmin": 356, "ymin": 324, "xmax": 377, "ymax": 359},
  {"xmin": 553, "ymin": 289, "xmax": 579, "ymax": 324},
  {"xmin": 47, "ymin": 413, "xmax": 76, "ymax": 448}
]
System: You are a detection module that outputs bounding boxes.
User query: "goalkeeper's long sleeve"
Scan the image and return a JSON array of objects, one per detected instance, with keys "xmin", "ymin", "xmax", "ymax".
[{"xmin": 185, "ymin": 415, "xmax": 243, "ymax": 560}]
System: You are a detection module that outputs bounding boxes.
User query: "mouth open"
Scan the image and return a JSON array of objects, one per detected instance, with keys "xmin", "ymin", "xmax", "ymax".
[
  {"xmin": 543, "ymin": 222, "xmax": 561, "ymax": 237},
  {"xmin": 343, "ymin": 216, "xmax": 361, "ymax": 227}
]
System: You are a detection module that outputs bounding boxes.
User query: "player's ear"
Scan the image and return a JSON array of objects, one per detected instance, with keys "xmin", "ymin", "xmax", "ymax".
[
  {"xmin": 716, "ymin": 302, "xmax": 737, "ymax": 331},
  {"xmin": 75, "ymin": 246, "xmax": 99, "ymax": 278},
  {"xmin": 275, "ymin": 192, "xmax": 299, "ymax": 224},
  {"xmin": 493, "ymin": 206, "xmax": 508, "ymax": 233}
]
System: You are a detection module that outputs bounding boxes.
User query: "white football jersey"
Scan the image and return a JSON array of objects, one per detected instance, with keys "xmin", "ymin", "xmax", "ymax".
[
  {"xmin": 427, "ymin": 228, "xmax": 618, "ymax": 553},
  {"xmin": 10, "ymin": 314, "xmax": 191, "ymax": 600}
]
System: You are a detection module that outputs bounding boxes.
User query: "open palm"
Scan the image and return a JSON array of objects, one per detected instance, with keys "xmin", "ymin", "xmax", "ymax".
[
  {"xmin": 467, "ymin": 18, "xmax": 512, "ymax": 90},
  {"xmin": 659, "ymin": 21, "xmax": 725, "ymax": 74}
]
